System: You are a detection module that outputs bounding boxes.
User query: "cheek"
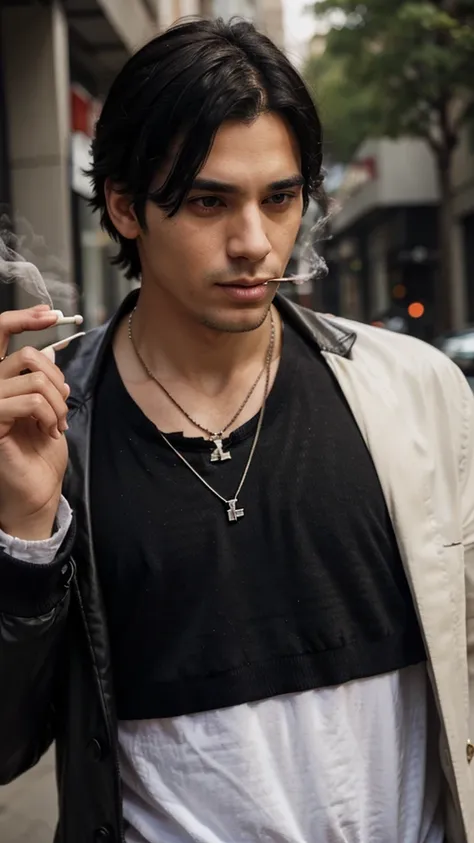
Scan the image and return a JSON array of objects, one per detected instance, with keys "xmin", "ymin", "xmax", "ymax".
[
  {"xmin": 271, "ymin": 211, "xmax": 303, "ymax": 253},
  {"xmin": 150, "ymin": 222, "xmax": 223, "ymax": 279}
]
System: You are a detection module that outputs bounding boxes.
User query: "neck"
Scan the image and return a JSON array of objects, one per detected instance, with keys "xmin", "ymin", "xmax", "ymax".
[{"xmin": 130, "ymin": 285, "xmax": 279, "ymax": 388}]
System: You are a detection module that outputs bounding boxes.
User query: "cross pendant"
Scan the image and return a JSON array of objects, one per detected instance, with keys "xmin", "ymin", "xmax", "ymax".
[
  {"xmin": 227, "ymin": 499, "xmax": 244, "ymax": 522},
  {"xmin": 210, "ymin": 438, "xmax": 231, "ymax": 463}
]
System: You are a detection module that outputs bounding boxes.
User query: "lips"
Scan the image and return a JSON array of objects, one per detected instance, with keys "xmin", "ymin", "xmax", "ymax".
[
  {"xmin": 218, "ymin": 280, "xmax": 271, "ymax": 288},
  {"xmin": 216, "ymin": 281, "xmax": 273, "ymax": 302}
]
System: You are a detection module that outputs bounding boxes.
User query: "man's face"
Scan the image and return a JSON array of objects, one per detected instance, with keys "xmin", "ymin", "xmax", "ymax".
[{"xmin": 137, "ymin": 112, "xmax": 304, "ymax": 333}]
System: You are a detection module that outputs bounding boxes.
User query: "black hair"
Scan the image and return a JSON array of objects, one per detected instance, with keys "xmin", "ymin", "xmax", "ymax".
[{"xmin": 89, "ymin": 17, "xmax": 326, "ymax": 280}]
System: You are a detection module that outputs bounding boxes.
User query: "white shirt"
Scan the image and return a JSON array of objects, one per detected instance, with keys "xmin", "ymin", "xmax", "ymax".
[
  {"xmin": 1, "ymin": 499, "xmax": 445, "ymax": 843},
  {"xmin": 119, "ymin": 664, "xmax": 444, "ymax": 843}
]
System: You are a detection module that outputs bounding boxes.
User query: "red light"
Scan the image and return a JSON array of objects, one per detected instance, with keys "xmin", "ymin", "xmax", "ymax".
[
  {"xmin": 408, "ymin": 302, "xmax": 425, "ymax": 319},
  {"xmin": 393, "ymin": 284, "xmax": 406, "ymax": 300}
]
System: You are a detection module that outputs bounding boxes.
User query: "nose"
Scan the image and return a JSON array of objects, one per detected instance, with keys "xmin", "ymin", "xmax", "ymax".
[{"xmin": 226, "ymin": 205, "xmax": 272, "ymax": 264}]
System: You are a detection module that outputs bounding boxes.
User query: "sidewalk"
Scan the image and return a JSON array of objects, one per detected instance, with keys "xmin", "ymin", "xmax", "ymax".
[{"xmin": 0, "ymin": 750, "xmax": 57, "ymax": 843}]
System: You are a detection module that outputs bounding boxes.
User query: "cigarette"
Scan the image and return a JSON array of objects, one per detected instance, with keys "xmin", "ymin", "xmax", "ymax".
[
  {"xmin": 272, "ymin": 277, "xmax": 307, "ymax": 285},
  {"xmin": 50, "ymin": 309, "xmax": 84, "ymax": 326},
  {"xmin": 40, "ymin": 331, "xmax": 85, "ymax": 355}
]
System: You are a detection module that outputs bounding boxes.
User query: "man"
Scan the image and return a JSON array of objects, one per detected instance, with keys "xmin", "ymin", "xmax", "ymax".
[{"xmin": 0, "ymin": 17, "xmax": 472, "ymax": 843}]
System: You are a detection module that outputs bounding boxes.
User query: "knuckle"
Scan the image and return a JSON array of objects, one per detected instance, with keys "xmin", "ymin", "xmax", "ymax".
[
  {"xmin": 20, "ymin": 345, "xmax": 38, "ymax": 368},
  {"xmin": 29, "ymin": 393, "xmax": 45, "ymax": 412},
  {"xmin": 32, "ymin": 371, "xmax": 48, "ymax": 390}
]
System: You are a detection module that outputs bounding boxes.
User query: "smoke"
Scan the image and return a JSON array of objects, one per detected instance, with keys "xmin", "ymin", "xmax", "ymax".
[
  {"xmin": 278, "ymin": 196, "xmax": 338, "ymax": 286},
  {"xmin": 0, "ymin": 210, "xmax": 77, "ymax": 310}
]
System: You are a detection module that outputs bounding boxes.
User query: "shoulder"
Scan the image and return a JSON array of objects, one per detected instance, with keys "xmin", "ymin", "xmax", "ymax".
[
  {"xmin": 324, "ymin": 314, "xmax": 474, "ymax": 434},
  {"xmin": 326, "ymin": 314, "xmax": 461, "ymax": 378}
]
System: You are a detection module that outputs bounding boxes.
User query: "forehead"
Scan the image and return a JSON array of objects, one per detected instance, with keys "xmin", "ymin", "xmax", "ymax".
[{"xmin": 199, "ymin": 112, "xmax": 301, "ymax": 186}]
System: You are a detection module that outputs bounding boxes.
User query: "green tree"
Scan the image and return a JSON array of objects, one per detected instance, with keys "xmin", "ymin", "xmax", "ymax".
[
  {"xmin": 304, "ymin": 50, "xmax": 379, "ymax": 166},
  {"xmin": 304, "ymin": 0, "xmax": 474, "ymax": 332}
]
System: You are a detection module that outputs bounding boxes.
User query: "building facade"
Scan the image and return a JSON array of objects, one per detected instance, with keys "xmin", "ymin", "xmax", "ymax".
[
  {"xmin": 161, "ymin": 0, "xmax": 285, "ymax": 49},
  {"xmin": 0, "ymin": 0, "xmax": 159, "ymax": 336},
  {"xmin": 213, "ymin": 0, "xmax": 257, "ymax": 19},
  {"xmin": 158, "ymin": 0, "xmax": 203, "ymax": 28},
  {"xmin": 319, "ymin": 119, "xmax": 474, "ymax": 336},
  {"xmin": 0, "ymin": 0, "xmax": 288, "ymax": 333},
  {"xmin": 257, "ymin": 0, "xmax": 284, "ymax": 49},
  {"xmin": 451, "ymin": 119, "xmax": 474, "ymax": 325},
  {"xmin": 319, "ymin": 138, "xmax": 441, "ymax": 340}
]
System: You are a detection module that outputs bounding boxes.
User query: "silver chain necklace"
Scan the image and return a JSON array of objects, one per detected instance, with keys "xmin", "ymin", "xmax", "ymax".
[
  {"xmin": 128, "ymin": 309, "xmax": 274, "ymax": 463},
  {"xmin": 129, "ymin": 312, "xmax": 275, "ymax": 523}
]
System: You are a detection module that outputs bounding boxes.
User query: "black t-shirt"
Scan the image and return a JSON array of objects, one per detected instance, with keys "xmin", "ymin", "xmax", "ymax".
[{"xmin": 90, "ymin": 318, "xmax": 425, "ymax": 720}]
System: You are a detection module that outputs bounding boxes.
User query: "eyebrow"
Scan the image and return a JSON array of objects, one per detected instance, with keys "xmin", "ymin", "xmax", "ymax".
[{"xmin": 189, "ymin": 175, "xmax": 305, "ymax": 194}]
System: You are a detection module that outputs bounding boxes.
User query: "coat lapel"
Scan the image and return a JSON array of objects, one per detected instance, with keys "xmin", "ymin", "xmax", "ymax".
[{"xmin": 322, "ymin": 341, "xmax": 468, "ymax": 798}]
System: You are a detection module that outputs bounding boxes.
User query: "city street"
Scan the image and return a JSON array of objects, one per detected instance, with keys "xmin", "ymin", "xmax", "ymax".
[
  {"xmin": 0, "ymin": 751, "xmax": 57, "ymax": 843},
  {"xmin": 0, "ymin": 0, "xmax": 473, "ymax": 840}
]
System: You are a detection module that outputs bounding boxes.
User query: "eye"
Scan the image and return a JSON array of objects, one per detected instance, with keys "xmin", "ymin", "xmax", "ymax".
[
  {"xmin": 189, "ymin": 196, "xmax": 225, "ymax": 211},
  {"xmin": 265, "ymin": 193, "xmax": 296, "ymax": 207}
]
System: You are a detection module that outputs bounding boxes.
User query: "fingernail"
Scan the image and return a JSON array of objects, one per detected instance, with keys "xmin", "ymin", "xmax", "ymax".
[
  {"xmin": 33, "ymin": 304, "xmax": 52, "ymax": 312},
  {"xmin": 59, "ymin": 420, "xmax": 69, "ymax": 432}
]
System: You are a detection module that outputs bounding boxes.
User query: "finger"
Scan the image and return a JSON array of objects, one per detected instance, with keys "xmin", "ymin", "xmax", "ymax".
[
  {"xmin": 0, "ymin": 394, "xmax": 62, "ymax": 440},
  {"xmin": 0, "ymin": 305, "xmax": 59, "ymax": 356},
  {"xmin": 0, "ymin": 372, "xmax": 69, "ymax": 431},
  {"xmin": 0, "ymin": 346, "xmax": 67, "ymax": 398}
]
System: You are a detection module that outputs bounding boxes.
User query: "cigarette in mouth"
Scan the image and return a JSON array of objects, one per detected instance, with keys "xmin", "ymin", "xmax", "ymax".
[
  {"xmin": 272, "ymin": 277, "xmax": 307, "ymax": 286},
  {"xmin": 50, "ymin": 309, "xmax": 84, "ymax": 326}
]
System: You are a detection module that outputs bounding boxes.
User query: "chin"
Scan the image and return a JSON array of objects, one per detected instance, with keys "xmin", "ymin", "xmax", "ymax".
[{"xmin": 201, "ymin": 302, "xmax": 272, "ymax": 334}]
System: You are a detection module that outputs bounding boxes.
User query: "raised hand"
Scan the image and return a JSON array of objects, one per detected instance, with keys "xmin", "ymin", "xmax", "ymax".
[{"xmin": 0, "ymin": 305, "xmax": 70, "ymax": 540}]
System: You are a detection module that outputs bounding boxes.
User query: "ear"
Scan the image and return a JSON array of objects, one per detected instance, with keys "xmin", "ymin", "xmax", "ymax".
[{"xmin": 105, "ymin": 178, "xmax": 141, "ymax": 240}]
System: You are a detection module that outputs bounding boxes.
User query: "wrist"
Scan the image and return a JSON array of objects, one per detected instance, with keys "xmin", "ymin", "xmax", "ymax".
[{"xmin": 0, "ymin": 499, "xmax": 60, "ymax": 541}]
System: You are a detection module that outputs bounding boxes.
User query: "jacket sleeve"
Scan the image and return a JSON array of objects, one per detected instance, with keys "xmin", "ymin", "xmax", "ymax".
[
  {"xmin": 0, "ymin": 514, "xmax": 75, "ymax": 784},
  {"xmin": 460, "ymin": 375, "xmax": 474, "ymax": 747}
]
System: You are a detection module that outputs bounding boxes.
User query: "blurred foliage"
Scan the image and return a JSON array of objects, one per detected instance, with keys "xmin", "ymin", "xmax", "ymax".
[{"xmin": 304, "ymin": 0, "xmax": 474, "ymax": 166}]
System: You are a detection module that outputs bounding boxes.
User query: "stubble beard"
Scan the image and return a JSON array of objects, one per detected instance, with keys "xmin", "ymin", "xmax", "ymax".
[{"xmin": 200, "ymin": 303, "xmax": 272, "ymax": 335}]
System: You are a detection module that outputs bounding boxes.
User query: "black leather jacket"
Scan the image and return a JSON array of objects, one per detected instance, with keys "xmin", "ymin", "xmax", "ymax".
[{"xmin": 0, "ymin": 292, "xmax": 355, "ymax": 843}]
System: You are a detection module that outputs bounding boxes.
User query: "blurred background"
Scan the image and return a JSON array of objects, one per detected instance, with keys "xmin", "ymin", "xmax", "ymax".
[
  {"xmin": 0, "ymin": 0, "xmax": 473, "ymax": 836},
  {"xmin": 1, "ymin": 0, "xmax": 474, "ymax": 380},
  {"xmin": 298, "ymin": 0, "xmax": 474, "ymax": 386}
]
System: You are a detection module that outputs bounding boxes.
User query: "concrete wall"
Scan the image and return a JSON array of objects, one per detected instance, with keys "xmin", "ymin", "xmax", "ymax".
[
  {"xmin": 2, "ymin": 0, "xmax": 74, "ymax": 343},
  {"xmin": 257, "ymin": 0, "xmax": 285, "ymax": 48},
  {"xmin": 214, "ymin": 0, "xmax": 257, "ymax": 19},
  {"xmin": 158, "ymin": 0, "xmax": 284, "ymax": 44},
  {"xmin": 158, "ymin": 0, "xmax": 201, "ymax": 28},
  {"xmin": 1, "ymin": 0, "xmax": 159, "ymax": 332},
  {"xmin": 98, "ymin": 0, "xmax": 157, "ymax": 51}
]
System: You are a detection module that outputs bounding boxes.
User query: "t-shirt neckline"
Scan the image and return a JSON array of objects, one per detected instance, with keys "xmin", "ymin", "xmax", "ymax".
[{"xmin": 107, "ymin": 318, "xmax": 298, "ymax": 452}]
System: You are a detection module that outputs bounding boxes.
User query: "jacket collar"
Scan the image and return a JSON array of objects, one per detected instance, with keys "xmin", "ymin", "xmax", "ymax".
[{"xmin": 59, "ymin": 289, "xmax": 357, "ymax": 405}]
